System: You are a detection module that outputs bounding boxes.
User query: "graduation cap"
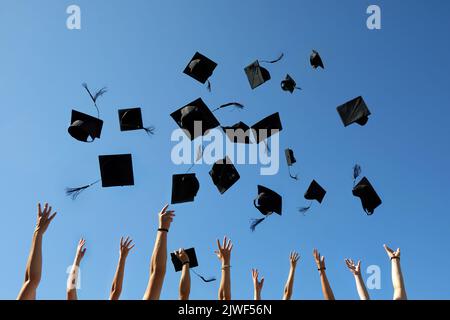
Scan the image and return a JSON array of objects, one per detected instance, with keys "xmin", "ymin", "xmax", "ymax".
[
  {"xmin": 337, "ymin": 96, "xmax": 371, "ymax": 127},
  {"xmin": 281, "ymin": 74, "xmax": 301, "ymax": 93},
  {"xmin": 222, "ymin": 121, "xmax": 252, "ymax": 144},
  {"xmin": 68, "ymin": 110, "xmax": 103, "ymax": 143},
  {"xmin": 285, "ymin": 148, "xmax": 299, "ymax": 180},
  {"xmin": 250, "ymin": 185, "xmax": 282, "ymax": 231},
  {"xmin": 183, "ymin": 52, "xmax": 217, "ymax": 91},
  {"xmin": 171, "ymin": 173, "xmax": 200, "ymax": 204},
  {"xmin": 353, "ymin": 177, "xmax": 382, "ymax": 215},
  {"xmin": 244, "ymin": 53, "xmax": 284, "ymax": 89},
  {"xmin": 170, "ymin": 98, "xmax": 220, "ymax": 141},
  {"xmin": 209, "ymin": 157, "xmax": 240, "ymax": 194},
  {"xmin": 310, "ymin": 50, "xmax": 324, "ymax": 69},
  {"xmin": 299, "ymin": 180, "xmax": 326, "ymax": 213},
  {"xmin": 251, "ymin": 113, "xmax": 283, "ymax": 152},
  {"xmin": 170, "ymin": 248, "xmax": 216, "ymax": 283},
  {"xmin": 65, "ymin": 154, "xmax": 134, "ymax": 200},
  {"xmin": 118, "ymin": 107, "xmax": 155, "ymax": 135}
]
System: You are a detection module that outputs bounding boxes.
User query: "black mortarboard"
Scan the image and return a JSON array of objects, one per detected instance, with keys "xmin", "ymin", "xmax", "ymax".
[
  {"xmin": 170, "ymin": 248, "xmax": 216, "ymax": 283},
  {"xmin": 118, "ymin": 107, "xmax": 155, "ymax": 135},
  {"xmin": 310, "ymin": 50, "xmax": 324, "ymax": 69},
  {"xmin": 65, "ymin": 154, "xmax": 134, "ymax": 200},
  {"xmin": 209, "ymin": 157, "xmax": 240, "ymax": 194},
  {"xmin": 353, "ymin": 177, "xmax": 382, "ymax": 215},
  {"xmin": 222, "ymin": 121, "xmax": 252, "ymax": 144},
  {"xmin": 304, "ymin": 180, "xmax": 326, "ymax": 203},
  {"xmin": 337, "ymin": 96, "xmax": 371, "ymax": 127},
  {"xmin": 281, "ymin": 74, "xmax": 301, "ymax": 93},
  {"xmin": 244, "ymin": 54, "xmax": 284, "ymax": 90},
  {"xmin": 68, "ymin": 110, "xmax": 103, "ymax": 143},
  {"xmin": 183, "ymin": 52, "xmax": 217, "ymax": 91},
  {"xmin": 99, "ymin": 154, "xmax": 134, "ymax": 188},
  {"xmin": 251, "ymin": 112, "xmax": 283, "ymax": 144},
  {"xmin": 285, "ymin": 148, "xmax": 299, "ymax": 180},
  {"xmin": 171, "ymin": 173, "xmax": 200, "ymax": 204},
  {"xmin": 251, "ymin": 185, "xmax": 282, "ymax": 231},
  {"xmin": 170, "ymin": 98, "xmax": 220, "ymax": 141}
]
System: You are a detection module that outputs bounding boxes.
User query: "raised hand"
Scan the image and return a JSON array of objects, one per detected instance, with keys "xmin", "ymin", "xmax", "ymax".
[
  {"xmin": 119, "ymin": 237, "xmax": 135, "ymax": 259},
  {"xmin": 290, "ymin": 251, "xmax": 300, "ymax": 268},
  {"xmin": 215, "ymin": 236, "xmax": 233, "ymax": 265},
  {"xmin": 313, "ymin": 249, "xmax": 326, "ymax": 270},
  {"xmin": 35, "ymin": 203, "xmax": 57, "ymax": 234},
  {"xmin": 345, "ymin": 259, "xmax": 361, "ymax": 276},
  {"xmin": 75, "ymin": 238, "xmax": 87, "ymax": 264},
  {"xmin": 384, "ymin": 244, "xmax": 401, "ymax": 260},
  {"xmin": 252, "ymin": 269, "xmax": 264, "ymax": 291},
  {"xmin": 159, "ymin": 204, "xmax": 175, "ymax": 230},
  {"xmin": 175, "ymin": 248, "xmax": 190, "ymax": 265}
]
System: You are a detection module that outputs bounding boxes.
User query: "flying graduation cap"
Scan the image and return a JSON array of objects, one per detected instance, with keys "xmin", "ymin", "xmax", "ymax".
[
  {"xmin": 281, "ymin": 74, "xmax": 301, "ymax": 93},
  {"xmin": 285, "ymin": 148, "xmax": 299, "ymax": 180},
  {"xmin": 65, "ymin": 154, "xmax": 134, "ymax": 200},
  {"xmin": 170, "ymin": 248, "xmax": 216, "ymax": 283},
  {"xmin": 337, "ymin": 96, "xmax": 372, "ymax": 127},
  {"xmin": 251, "ymin": 112, "xmax": 283, "ymax": 152},
  {"xmin": 209, "ymin": 157, "xmax": 240, "ymax": 194},
  {"xmin": 171, "ymin": 173, "xmax": 200, "ymax": 204},
  {"xmin": 68, "ymin": 83, "xmax": 107, "ymax": 143},
  {"xmin": 351, "ymin": 165, "xmax": 382, "ymax": 215},
  {"xmin": 250, "ymin": 185, "xmax": 282, "ymax": 231},
  {"xmin": 118, "ymin": 107, "xmax": 155, "ymax": 135},
  {"xmin": 244, "ymin": 53, "xmax": 284, "ymax": 90},
  {"xmin": 183, "ymin": 52, "xmax": 217, "ymax": 92},
  {"xmin": 310, "ymin": 50, "xmax": 324, "ymax": 69},
  {"xmin": 299, "ymin": 180, "xmax": 326, "ymax": 214}
]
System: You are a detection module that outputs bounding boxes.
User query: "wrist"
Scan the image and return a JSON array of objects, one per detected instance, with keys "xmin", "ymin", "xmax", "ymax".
[
  {"xmin": 33, "ymin": 229, "xmax": 44, "ymax": 237},
  {"xmin": 158, "ymin": 227, "xmax": 169, "ymax": 233}
]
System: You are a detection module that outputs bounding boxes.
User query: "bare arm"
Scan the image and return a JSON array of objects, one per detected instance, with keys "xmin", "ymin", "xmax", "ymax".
[
  {"xmin": 143, "ymin": 204, "xmax": 175, "ymax": 300},
  {"xmin": 17, "ymin": 203, "xmax": 57, "ymax": 300},
  {"xmin": 252, "ymin": 269, "xmax": 264, "ymax": 300},
  {"xmin": 215, "ymin": 236, "xmax": 233, "ymax": 300},
  {"xmin": 384, "ymin": 245, "xmax": 407, "ymax": 300},
  {"xmin": 345, "ymin": 259, "xmax": 370, "ymax": 300},
  {"xmin": 283, "ymin": 251, "xmax": 300, "ymax": 300},
  {"xmin": 175, "ymin": 249, "xmax": 191, "ymax": 300},
  {"xmin": 67, "ymin": 239, "xmax": 87, "ymax": 300},
  {"xmin": 110, "ymin": 237, "xmax": 134, "ymax": 300},
  {"xmin": 313, "ymin": 249, "xmax": 335, "ymax": 300}
]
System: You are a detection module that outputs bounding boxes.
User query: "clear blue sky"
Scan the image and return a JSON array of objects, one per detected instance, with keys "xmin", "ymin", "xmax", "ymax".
[{"xmin": 0, "ymin": 0, "xmax": 449, "ymax": 300}]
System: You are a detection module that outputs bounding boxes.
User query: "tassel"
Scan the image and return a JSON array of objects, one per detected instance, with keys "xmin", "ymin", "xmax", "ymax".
[
  {"xmin": 192, "ymin": 270, "xmax": 216, "ymax": 283},
  {"xmin": 250, "ymin": 217, "xmax": 266, "ymax": 232},
  {"xmin": 212, "ymin": 102, "xmax": 244, "ymax": 112},
  {"xmin": 65, "ymin": 180, "xmax": 100, "ymax": 200},
  {"xmin": 82, "ymin": 82, "xmax": 107, "ymax": 117},
  {"xmin": 143, "ymin": 126, "xmax": 155, "ymax": 135},
  {"xmin": 353, "ymin": 164, "xmax": 362, "ymax": 184},
  {"xmin": 261, "ymin": 53, "xmax": 284, "ymax": 64},
  {"xmin": 288, "ymin": 167, "xmax": 299, "ymax": 180},
  {"xmin": 298, "ymin": 206, "xmax": 311, "ymax": 215},
  {"xmin": 206, "ymin": 80, "xmax": 211, "ymax": 92},
  {"xmin": 264, "ymin": 141, "xmax": 271, "ymax": 154}
]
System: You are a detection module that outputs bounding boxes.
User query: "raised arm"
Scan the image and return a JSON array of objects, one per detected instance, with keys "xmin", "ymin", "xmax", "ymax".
[
  {"xmin": 384, "ymin": 244, "xmax": 407, "ymax": 300},
  {"xmin": 110, "ymin": 237, "xmax": 134, "ymax": 300},
  {"xmin": 251, "ymin": 269, "xmax": 264, "ymax": 300},
  {"xmin": 17, "ymin": 203, "xmax": 57, "ymax": 300},
  {"xmin": 174, "ymin": 249, "xmax": 191, "ymax": 300},
  {"xmin": 215, "ymin": 236, "xmax": 233, "ymax": 300},
  {"xmin": 283, "ymin": 251, "xmax": 300, "ymax": 300},
  {"xmin": 143, "ymin": 204, "xmax": 175, "ymax": 300},
  {"xmin": 345, "ymin": 259, "xmax": 370, "ymax": 300},
  {"xmin": 67, "ymin": 238, "xmax": 87, "ymax": 300},
  {"xmin": 313, "ymin": 249, "xmax": 335, "ymax": 300}
]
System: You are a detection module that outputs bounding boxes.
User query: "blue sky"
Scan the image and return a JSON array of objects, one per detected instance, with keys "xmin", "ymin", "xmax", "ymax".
[{"xmin": 0, "ymin": 0, "xmax": 449, "ymax": 300}]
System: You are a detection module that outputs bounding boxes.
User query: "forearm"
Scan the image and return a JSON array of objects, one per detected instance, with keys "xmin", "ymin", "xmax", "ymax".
[
  {"xmin": 144, "ymin": 231, "xmax": 167, "ymax": 300},
  {"xmin": 219, "ymin": 263, "xmax": 231, "ymax": 300},
  {"xmin": 354, "ymin": 274, "xmax": 370, "ymax": 300},
  {"xmin": 391, "ymin": 260, "xmax": 407, "ymax": 300},
  {"xmin": 110, "ymin": 256, "xmax": 127, "ymax": 300},
  {"xmin": 283, "ymin": 267, "xmax": 295, "ymax": 300},
  {"xmin": 66, "ymin": 257, "xmax": 81, "ymax": 300},
  {"xmin": 25, "ymin": 231, "xmax": 43, "ymax": 285},
  {"xmin": 179, "ymin": 264, "xmax": 191, "ymax": 300},
  {"xmin": 319, "ymin": 272, "xmax": 335, "ymax": 300},
  {"xmin": 253, "ymin": 289, "xmax": 261, "ymax": 300}
]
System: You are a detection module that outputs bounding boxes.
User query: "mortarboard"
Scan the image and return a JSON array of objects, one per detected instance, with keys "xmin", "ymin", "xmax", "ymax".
[
  {"xmin": 250, "ymin": 185, "xmax": 282, "ymax": 231},
  {"xmin": 209, "ymin": 157, "xmax": 240, "ymax": 194},
  {"xmin": 299, "ymin": 180, "xmax": 326, "ymax": 213},
  {"xmin": 251, "ymin": 112, "xmax": 283, "ymax": 144},
  {"xmin": 170, "ymin": 98, "xmax": 220, "ymax": 141},
  {"xmin": 171, "ymin": 173, "xmax": 200, "ymax": 204},
  {"xmin": 170, "ymin": 248, "xmax": 216, "ymax": 282},
  {"xmin": 183, "ymin": 52, "xmax": 217, "ymax": 91},
  {"xmin": 337, "ymin": 96, "xmax": 371, "ymax": 127},
  {"xmin": 68, "ymin": 110, "xmax": 103, "ymax": 143},
  {"xmin": 353, "ymin": 177, "xmax": 382, "ymax": 215},
  {"xmin": 222, "ymin": 121, "xmax": 252, "ymax": 144},
  {"xmin": 244, "ymin": 53, "xmax": 284, "ymax": 90},
  {"xmin": 310, "ymin": 50, "xmax": 324, "ymax": 69},
  {"xmin": 285, "ymin": 148, "xmax": 299, "ymax": 180},
  {"xmin": 118, "ymin": 107, "xmax": 155, "ymax": 135},
  {"xmin": 281, "ymin": 74, "xmax": 301, "ymax": 93},
  {"xmin": 65, "ymin": 154, "xmax": 134, "ymax": 199}
]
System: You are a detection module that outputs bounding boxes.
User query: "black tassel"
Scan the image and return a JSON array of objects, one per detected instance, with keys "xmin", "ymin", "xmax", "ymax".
[
  {"xmin": 143, "ymin": 126, "xmax": 155, "ymax": 135},
  {"xmin": 250, "ymin": 217, "xmax": 266, "ymax": 232},
  {"xmin": 82, "ymin": 83, "xmax": 107, "ymax": 117},
  {"xmin": 288, "ymin": 167, "xmax": 299, "ymax": 180},
  {"xmin": 261, "ymin": 53, "xmax": 284, "ymax": 64},
  {"xmin": 206, "ymin": 80, "xmax": 211, "ymax": 92},
  {"xmin": 353, "ymin": 164, "xmax": 362, "ymax": 184},
  {"xmin": 192, "ymin": 270, "xmax": 216, "ymax": 283},
  {"xmin": 298, "ymin": 206, "xmax": 311, "ymax": 215},
  {"xmin": 65, "ymin": 180, "xmax": 100, "ymax": 200},
  {"xmin": 264, "ymin": 141, "xmax": 271, "ymax": 154},
  {"xmin": 212, "ymin": 102, "xmax": 244, "ymax": 112}
]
